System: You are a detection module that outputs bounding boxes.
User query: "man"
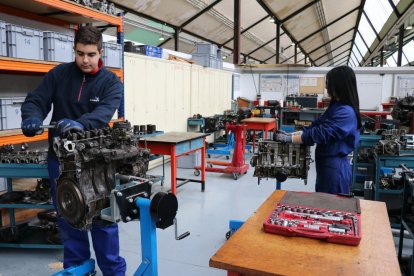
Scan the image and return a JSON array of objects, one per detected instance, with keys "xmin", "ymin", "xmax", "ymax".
[{"xmin": 21, "ymin": 26, "xmax": 126, "ymax": 275}]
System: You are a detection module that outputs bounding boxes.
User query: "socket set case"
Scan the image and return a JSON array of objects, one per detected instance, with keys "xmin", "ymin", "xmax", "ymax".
[{"xmin": 263, "ymin": 203, "xmax": 361, "ymax": 246}]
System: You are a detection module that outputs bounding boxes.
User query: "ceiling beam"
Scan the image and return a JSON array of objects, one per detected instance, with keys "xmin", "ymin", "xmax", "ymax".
[
  {"xmin": 325, "ymin": 51, "xmax": 350, "ymax": 66},
  {"xmin": 298, "ymin": 6, "xmax": 360, "ymax": 44},
  {"xmin": 256, "ymin": 0, "xmax": 315, "ymax": 65},
  {"xmin": 362, "ymin": 10, "xmax": 380, "ymax": 41},
  {"xmin": 329, "ymin": 55, "xmax": 349, "ymax": 67},
  {"xmin": 387, "ymin": 0, "xmax": 401, "ymax": 17},
  {"xmin": 307, "ymin": 27, "xmax": 354, "ymax": 55},
  {"xmin": 220, "ymin": 15, "xmax": 269, "ymax": 46},
  {"xmin": 281, "ymin": 0, "xmax": 319, "ymax": 23},
  {"xmin": 313, "ymin": 39, "xmax": 353, "ymax": 63},
  {"xmin": 346, "ymin": 0, "xmax": 366, "ymax": 65},
  {"xmin": 181, "ymin": 0, "xmax": 223, "ymax": 29},
  {"xmin": 362, "ymin": 0, "xmax": 414, "ymax": 66}
]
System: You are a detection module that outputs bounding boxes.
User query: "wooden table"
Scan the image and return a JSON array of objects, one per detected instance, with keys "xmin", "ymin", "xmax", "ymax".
[
  {"xmin": 139, "ymin": 132, "xmax": 208, "ymax": 195},
  {"xmin": 241, "ymin": 118, "xmax": 277, "ymax": 151},
  {"xmin": 210, "ymin": 190, "xmax": 400, "ymax": 276}
]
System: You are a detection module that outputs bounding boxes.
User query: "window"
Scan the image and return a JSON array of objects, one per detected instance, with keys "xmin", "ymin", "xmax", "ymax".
[{"xmin": 364, "ymin": 0, "xmax": 393, "ymax": 34}]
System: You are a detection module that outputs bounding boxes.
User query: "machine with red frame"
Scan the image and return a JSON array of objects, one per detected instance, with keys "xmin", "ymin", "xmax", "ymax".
[{"xmin": 194, "ymin": 124, "xmax": 249, "ymax": 180}]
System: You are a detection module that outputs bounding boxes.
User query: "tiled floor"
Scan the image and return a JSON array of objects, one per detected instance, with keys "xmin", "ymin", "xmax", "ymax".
[{"xmin": 0, "ymin": 151, "xmax": 409, "ymax": 275}]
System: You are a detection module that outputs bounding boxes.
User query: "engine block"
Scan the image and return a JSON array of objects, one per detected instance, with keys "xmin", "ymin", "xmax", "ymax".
[
  {"xmin": 373, "ymin": 129, "xmax": 407, "ymax": 156},
  {"xmin": 251, "ymin": 140, "xmax": 311, "ymax": 183},
  {"xmin": 53, "ymin": 122, "xmax": 151, "ymax": 229}
]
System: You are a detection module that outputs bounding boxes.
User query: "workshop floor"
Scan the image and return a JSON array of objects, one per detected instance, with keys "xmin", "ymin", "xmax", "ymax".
[{"xmin": 0, "ymin": 151, "xmax": 411, "ymax": 275}]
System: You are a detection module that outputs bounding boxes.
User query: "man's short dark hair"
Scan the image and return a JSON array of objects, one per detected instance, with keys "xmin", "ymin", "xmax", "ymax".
[{"xmin": 74, "ymin": 26, "xmax": 103, "ymax": 51}]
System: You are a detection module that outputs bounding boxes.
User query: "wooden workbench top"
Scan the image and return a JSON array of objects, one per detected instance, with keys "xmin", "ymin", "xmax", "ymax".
[
  {"xmin": 140, "ymin": 131, "xmax": 208, "ymax": 144},
  {"xmin": 210, "ymin": 190, "xmax": 400, "ymax": 276},
  {"xmin": 241, "ymin": 118, "xmax": 276, "ymax": 123}
]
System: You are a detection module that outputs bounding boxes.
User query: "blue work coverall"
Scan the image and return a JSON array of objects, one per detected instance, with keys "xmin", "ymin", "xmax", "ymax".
[
  {"xmin": 21, "ymin": 61, "xmax": 126, "ymax": 275},
  {"xmin": 301, "ymin": 100, "xmax": 360, "ymax": 194}
]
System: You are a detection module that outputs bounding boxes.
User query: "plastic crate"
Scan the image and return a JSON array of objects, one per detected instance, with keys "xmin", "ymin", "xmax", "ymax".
[
  {"xmin": 177, "ymin": 152, "xmax": 201, "ymax": 169},
  {"xmin": 192, "ymin": 53, "xmax": 217, "ymax": 68},
  {"xmin": 43, "ymin": 31, "xmax": 74, "ymax": 62},
  {"xmin": 0, "ymin": 97, "xmax": 52, "ymax": 130},
  {"xmin": 136, "ymin": 45, "xmax": 162, "ymax": 58},
  {"xmin": 6, "ymin": 24, "xmax": 43, "ymax": 60},
  {"xmin": 0, "ymin": 97, "xmax": 25, "ymax": 130},
  {"xmin": 196, "ymin": 43, "xmax": 218, "ymax": 56},
  {"xmin": 102, "ymin": 42, "xmax": 122, "ymax": 68},
  {"xmin": 0, "ymin": 21, "xmax": 6, "ymax": 57}
]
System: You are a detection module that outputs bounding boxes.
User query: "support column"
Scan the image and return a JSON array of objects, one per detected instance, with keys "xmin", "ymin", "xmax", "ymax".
[
  {"xmin": 276, "ymin": 22, "xmax": 280, "ymax": 64},
  {"xmin": 233, "ymin": 0, "xmax": 241, "ymax": 65}
]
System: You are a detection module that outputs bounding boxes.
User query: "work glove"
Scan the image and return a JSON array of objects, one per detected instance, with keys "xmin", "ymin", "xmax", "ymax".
[
  {"xmin": 274, "ymin": 131, "xmax": 292, "ymax": 143},
  {"xmin": 56, "ymin": 119, "xmax": 85, "ymax": 136},
  {"xmin": 21, "ymin": 118, "xmax": 43, "ymax": 137}
]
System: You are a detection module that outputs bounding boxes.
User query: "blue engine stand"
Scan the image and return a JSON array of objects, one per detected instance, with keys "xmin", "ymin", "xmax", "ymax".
[{"xmin": 54, "ymin": 197, "xmax": 159, "ymax": 276}]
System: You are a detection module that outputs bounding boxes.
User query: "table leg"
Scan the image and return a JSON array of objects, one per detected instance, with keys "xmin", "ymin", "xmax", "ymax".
[
  {"xmin": 171, "ymin": 145, "xmax": 177, "ymax": 195},
  {"xmin": 201, "ymin": 139, "xmax": 206, "ymax": 192}
]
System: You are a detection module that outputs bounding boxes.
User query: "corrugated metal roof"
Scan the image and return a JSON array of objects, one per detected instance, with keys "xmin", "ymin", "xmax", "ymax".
[{"xmin": 106, "ymin": 0, "xmax": 414, "ymax": 67}]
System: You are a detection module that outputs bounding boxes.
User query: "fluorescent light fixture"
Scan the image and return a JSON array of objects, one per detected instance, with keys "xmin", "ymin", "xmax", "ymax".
[
  {"xmin": 290, "ymin": 43, "xmax": 295, "ymax": 46},
  {"xmin": 406, "ymin": 25, "xmax": 413, "ymax": 30},
  {"xmin": 223, "ymin": 56, "xmax": 227, "ymax": 59},
  {"xmin": 159, "ymin": 37, "xmax": 165, "ymax": 41},
  {"xmin": 269, "ymin": 18, "xmax": 275, "ymax": 23}
]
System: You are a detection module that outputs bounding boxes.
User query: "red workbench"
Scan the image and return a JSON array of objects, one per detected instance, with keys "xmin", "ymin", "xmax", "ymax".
[
  {"xmin": 139, "ymin": 132, "xmax": 208, "ymax": 195},
  {"xmin": 241, "ymin": 117, "xmax": 277, "ymax": 151},
  {"xmin": 360, "ymin": 111, "xmax": 391, "ymax": 119}
]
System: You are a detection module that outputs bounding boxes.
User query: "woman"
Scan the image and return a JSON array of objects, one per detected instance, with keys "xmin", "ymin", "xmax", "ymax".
[{"xmin": 276, "ymin": 65, "xmax": 361, "ymax": 194}]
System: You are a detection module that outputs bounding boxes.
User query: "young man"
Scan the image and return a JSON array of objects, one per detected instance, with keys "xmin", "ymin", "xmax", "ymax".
[{"xmin": 21, "ymin": 26, "xmax": 126, "ymax": 275}]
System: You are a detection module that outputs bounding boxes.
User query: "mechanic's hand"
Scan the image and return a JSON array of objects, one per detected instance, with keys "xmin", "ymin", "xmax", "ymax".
[
  {"xmin": 21, "ymin": 118, "xmax": 43, "ymax": 137},
  {"xmin": 56, "ymin": 119, "xmax": 85, "ymax": 135},
  {"xmin": 275, "ymin": 131, "xmax": 292, "ymax": 143}
]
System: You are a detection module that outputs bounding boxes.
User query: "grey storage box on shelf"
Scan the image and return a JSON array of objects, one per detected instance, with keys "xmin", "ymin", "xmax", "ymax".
[
  {"xmin": 192, "ymin": 53, "xmax": 217, "ymax": 68},
  {"xmin": 0, "ymin": 178, "xmax": 5, "ymax": 192},
  {"xmin": 0, "ymin": 97, "xmax": 25, "ymax": 130},
  {"xmin": 103, "ymin": 42, "xmax": 122, "ymax": 68},
  {"xmin": 0, "ymin": 97, "xmax": 52, "ymax": 130},
  {"xmin": 177, "ymin": 152, "xmax": 201, "ymax": 169},
  {"xmin": 196, "ymin": 43, "xmax": 218, "ymax": 56},
  {"xmin": 6, "ymin": 24, "xmax": 43, "ymax": 60},
  {"xmin": 43, "ymin": 31, "xmax": 74, "ymax": 62},
  {"xmin": 0, "ymin": 21, "xmax": 6, "ymax": 56}
]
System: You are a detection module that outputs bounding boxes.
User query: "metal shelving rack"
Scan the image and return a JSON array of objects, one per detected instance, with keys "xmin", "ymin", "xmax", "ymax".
[
  {"xmin": 0, "ymin": 0, "xmax": 124, "ymax": 248},
  {"xmin": 0, "ymin": 0, "xmax": 124, "ymax": 145}
]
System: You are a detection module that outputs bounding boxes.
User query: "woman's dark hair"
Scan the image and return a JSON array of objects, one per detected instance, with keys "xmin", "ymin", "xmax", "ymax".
[
  {"xmin": 326, "ymin": 65, "xmax": 362, "ymax": 129},
  {"xmin": 74, "ymin": 26, "xmax": 103, "ymax": 51}
]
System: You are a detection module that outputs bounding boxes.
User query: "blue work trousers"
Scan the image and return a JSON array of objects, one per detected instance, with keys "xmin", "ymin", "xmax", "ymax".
[
  {"xmin": 315, "ymin": 155, "xmax": 351, "ymax": 195},
  {"xmin": 48, "ymin": 155, "xmax": 126, "ymax": 276}
]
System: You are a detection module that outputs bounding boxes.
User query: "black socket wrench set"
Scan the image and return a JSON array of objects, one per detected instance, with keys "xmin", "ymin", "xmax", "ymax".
[{"xmin": 263, "ymin": 203, "xmax": 361, "ymax": 246}]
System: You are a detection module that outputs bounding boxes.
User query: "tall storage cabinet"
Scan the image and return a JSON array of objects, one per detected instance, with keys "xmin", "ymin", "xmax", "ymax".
[{"xmin": 0, "ymin": 0, "xmax": 124, "ymax": 249}]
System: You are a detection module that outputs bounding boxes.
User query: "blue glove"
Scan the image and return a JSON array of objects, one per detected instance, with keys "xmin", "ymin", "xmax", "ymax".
[
  {"xmin": 275, "ymin": 131, "xmax": 292, "ymax": 143},
  {"xmin": 21, "ymin": 118, "xmax": 43, "ymax": 137},
  {"xmin": 56, "ymin": 119, "xmax": 85, "ymax": 135}
]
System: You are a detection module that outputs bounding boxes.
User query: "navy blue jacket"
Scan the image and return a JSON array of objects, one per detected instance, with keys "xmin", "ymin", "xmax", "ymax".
[
  {"xmin": 301, "ymin": 100, "xmax": 359, "ymax": 157},
  {"xmin": 21, "ymin": 61, "xmax": 122, "ymax": 151}
]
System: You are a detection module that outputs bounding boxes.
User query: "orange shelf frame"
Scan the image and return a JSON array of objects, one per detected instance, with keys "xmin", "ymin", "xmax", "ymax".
[
  {"xmin": 0, "ymin": 131, "xmax": 49, "ymax": 146},
  {"xmin": 34, "ymin": 0, "xmax": 123, "ymax": 31},
  {"xmin": 0, "ymin": 57, "xmax": 123, "ymax": 78},
  {"xmin": 0, "ymin": 3, "xmax": 74, "ymax": 29}
]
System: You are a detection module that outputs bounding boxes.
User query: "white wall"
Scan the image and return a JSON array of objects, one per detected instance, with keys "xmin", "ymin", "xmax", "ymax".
[
  {"xmin": 124, "ymin": 53, "xmax": 232, "ymax": 132},
  {"xmin": 237, "ymin": 67, "xmax": 414, "ymax": 110}
]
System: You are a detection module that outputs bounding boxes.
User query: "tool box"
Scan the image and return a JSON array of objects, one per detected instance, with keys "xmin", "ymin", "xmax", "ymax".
[{"xmin": 263, "ymin": 192, "xmax": 361, "ymax": 246}]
